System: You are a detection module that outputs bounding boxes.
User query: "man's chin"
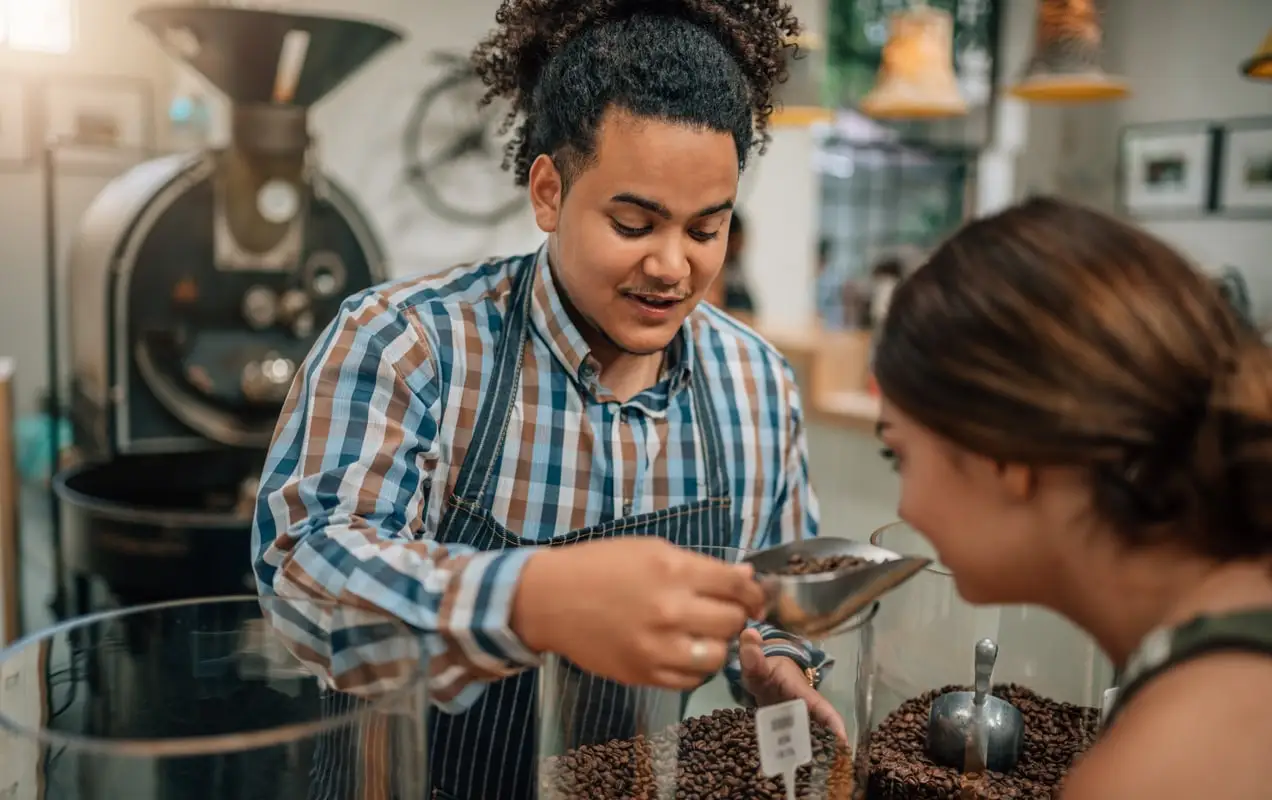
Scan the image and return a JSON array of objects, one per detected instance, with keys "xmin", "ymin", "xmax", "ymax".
[{"xmin": 602, "ymin": 324, "xmax": 681, "ymax": 357}]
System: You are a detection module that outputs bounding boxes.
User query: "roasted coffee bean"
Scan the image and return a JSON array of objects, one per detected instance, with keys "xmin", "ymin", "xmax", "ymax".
[
  {"xmin": 769, "ymin": 554, "xmax": 869, "ymax": 576},
  {"xmin": 868, "ymin": 684, "xmax": 1100, "ymax": 799},
  {"xmin": 541, "ymin": 706, "xmax": 858, "ymax": 799}
]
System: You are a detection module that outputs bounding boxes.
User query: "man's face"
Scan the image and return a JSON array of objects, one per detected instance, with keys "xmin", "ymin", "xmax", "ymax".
[{"xmin": 528, "ymin": 108, "xmax": 739, "ymax": 358}]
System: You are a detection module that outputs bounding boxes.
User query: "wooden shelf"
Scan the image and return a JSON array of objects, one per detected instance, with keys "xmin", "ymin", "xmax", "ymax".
[{"xmin": 751, "ymin": 323, "xmax": 882, "ymax": 433}]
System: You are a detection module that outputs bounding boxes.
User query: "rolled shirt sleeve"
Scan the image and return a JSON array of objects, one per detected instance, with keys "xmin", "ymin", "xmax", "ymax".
[{"xmin": 251, "ymin": 289, "xmax": 540, "ymax": 712}]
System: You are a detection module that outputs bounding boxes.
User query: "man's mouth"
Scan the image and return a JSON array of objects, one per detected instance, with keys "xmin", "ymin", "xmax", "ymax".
[{"xmin": 623, "ymin": 291, "xmax": 685, "ymax": 311}]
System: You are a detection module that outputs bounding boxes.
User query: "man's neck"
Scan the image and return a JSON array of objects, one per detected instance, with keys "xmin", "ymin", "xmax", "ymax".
[
  {"xmin": 594, "ymin": 346, "xmax": 665, "ymax": 403},
  {"xmin": 546, "ymin": 243, "xmax": 670, "ymax": 403}
]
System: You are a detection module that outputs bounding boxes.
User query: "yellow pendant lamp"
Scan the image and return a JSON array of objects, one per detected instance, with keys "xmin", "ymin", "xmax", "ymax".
[
  {"xmin": 859, "ymin": 4, "xmax": 967, "ymax": 120},
  {"xmin": 1241, "ymin": 29, "xmax": 1272, "ymax": 81},
  {"xmin": 1010, "ymin": 0, "xmax": 1128, "ymax": 102}
]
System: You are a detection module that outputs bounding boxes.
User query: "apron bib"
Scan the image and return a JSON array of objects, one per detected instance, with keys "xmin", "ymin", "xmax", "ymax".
[{"xmin": 426, "ymin": 257, "xmax": 734, "ymax": 799}]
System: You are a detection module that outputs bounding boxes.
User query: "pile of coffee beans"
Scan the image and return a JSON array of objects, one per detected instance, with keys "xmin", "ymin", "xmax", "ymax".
[
  {"xmin": 540, "ymin": 707, "xmax": 857, "ymax": 799},
  {"xmin": 868, "ymin": 684, "xmax": 1100, "ymax": 799},
  {"xmin": 769, "ymin": 553, "xmax": 869, "ymax": 576}
]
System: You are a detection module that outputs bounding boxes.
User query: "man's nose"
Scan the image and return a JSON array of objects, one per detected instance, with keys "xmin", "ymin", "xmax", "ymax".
[{"xmin": 641, "ymin": 241, "xmax": 690, "ymax": 285}]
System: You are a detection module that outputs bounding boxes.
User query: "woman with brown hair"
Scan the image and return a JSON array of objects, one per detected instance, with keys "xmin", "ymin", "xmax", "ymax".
[{"xmin": 873, "ymin": 196, "xmax": 1272, "ymax": 798}]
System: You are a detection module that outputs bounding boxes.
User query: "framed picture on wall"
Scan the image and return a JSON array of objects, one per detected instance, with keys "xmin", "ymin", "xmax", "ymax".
[
  {"xmin": 1216, "ymin": 117, "xmax": 1272, "ymax": 217},
  {"xmin": 40, "ymin": 76, "xmax": 154, "ymax": 171},
  {"xmin": 1117, "ymin": 121, "xmax": 1219, "ymax": 219},
  {"xmin": 0, "ymin": 77, "xmax": 35, "ymax": 170}
]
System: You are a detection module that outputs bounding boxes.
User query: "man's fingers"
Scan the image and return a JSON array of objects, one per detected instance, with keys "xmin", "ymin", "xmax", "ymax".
[
  {"xmin": 808, "ymin": 693, "xmax": 849, "ymax": 743},
  {"xmin": 693, "ymin": 560, "xmax": 767, "ymax": 617},
  {"xmin": 737, "ymin": 634, "xmax": 770, "ymax": 685}
]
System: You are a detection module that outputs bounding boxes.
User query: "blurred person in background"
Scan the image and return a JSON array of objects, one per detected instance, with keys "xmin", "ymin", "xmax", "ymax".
[
  {"xmin": 814, "ymin": 237, "xmax": 844, "ymax": 328},
  {"xmin": 862, "ymin": 254, "xmax": 905, "ymax": 329},
  {"xmin": 874, "ymin": 196, "xmax": 1272, "ymax": 799},
  {"xmin": 705, "ymin": 209, "xmax": 755, "ymax": 319}
]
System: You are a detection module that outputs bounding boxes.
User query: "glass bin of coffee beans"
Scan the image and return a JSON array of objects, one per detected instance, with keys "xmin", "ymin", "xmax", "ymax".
[
  {"xmin": 866, "ymin": 522, "xmax": 1116, "ymax": 799},
  {"xmin": 538, "ymin": 545, "xmax": 877, "ymax": 800}
]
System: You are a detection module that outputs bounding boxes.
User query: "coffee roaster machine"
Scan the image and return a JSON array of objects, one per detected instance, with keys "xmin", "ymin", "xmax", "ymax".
[{"xmin": 46, "ymin": 4, "xmax": 402, "ymax": 617}]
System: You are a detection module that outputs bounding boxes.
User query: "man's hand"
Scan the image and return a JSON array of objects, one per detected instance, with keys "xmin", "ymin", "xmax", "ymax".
[
  {"xmin": 511, "ymin": 539, "xmax": 767, "ymax": 690},
  {"xmin": 737, "ymin": 627, "xmax": 848, "ymax": 742}
]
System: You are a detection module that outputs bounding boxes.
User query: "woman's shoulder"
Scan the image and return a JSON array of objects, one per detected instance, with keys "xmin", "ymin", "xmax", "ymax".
[{"xmin": 1062, "ymin": 650, "xmax": 1272, "ymax": 799}]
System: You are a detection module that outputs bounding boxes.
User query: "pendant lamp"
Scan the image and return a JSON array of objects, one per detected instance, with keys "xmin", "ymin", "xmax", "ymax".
[
  {"xmin": 859, "ymin": 4, "xmax": 967, "ymax": 120},
  {"xmin": 1241, "ymin": 29, "xmax": 1272, "ymax": 81},
  {"xmin": 1010, "ymin": 0, "xmax": 1128, "ymax": 102}
]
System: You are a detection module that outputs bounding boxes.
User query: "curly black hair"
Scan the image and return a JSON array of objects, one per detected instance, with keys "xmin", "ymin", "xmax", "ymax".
[{"xmin": 471, "ymin": 0, "xmax": 801, "ymax": 187}]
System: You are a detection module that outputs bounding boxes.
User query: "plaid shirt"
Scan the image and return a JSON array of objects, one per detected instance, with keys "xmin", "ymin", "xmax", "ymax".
[{"xmin": 253, "ymin": 245, "xmax": 826, "ymax": 711}]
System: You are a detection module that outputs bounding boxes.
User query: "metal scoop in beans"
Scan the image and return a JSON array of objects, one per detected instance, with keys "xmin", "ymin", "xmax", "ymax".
[{"xmin": 744, "ymin": 537, "xmax": 932, "ymax": 638}]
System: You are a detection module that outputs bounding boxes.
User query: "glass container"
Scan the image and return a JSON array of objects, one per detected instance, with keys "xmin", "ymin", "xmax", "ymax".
[
  {"xmin": 0, "ymin": 595, "xmax": 427, "ymax": 800},
  {"xmin": 867, "ymin": 522, "xmax": 1115, "ymax": 799},
  {"xmin": 538, "ymin": 545, "xmax": 876, "ymax": 799}
]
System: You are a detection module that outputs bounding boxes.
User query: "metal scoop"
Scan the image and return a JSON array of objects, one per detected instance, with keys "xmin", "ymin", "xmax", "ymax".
[
  {"xmin": 743, "ymin": 537, "xmax": 931, "ymax": 638},
  {"xmin": 926, "ymin": 639, "xmax": 1025, "ymax": 774}
]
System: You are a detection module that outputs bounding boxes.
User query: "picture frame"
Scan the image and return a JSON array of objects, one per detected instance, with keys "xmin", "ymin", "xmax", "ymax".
[
  {"xmin": 1215, "ymin": 117, "xmax": 1272, "ymax": 218},
  {"xmin": 1116, "ymin": 121, "xmax": 1220, "ymax": 219},
  {"xmin": 40, "ymin": 76, "xmax": 154, "ymax": 172},
  {"xmin": 0, "ymin": 77, "xmax": 35, "ymax": 170}
]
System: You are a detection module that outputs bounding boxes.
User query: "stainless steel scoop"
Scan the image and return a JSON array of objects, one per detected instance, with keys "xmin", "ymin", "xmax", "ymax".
[
  {"xmin": 926, "ymin": 638, "xmax": 1025, "ymax": 774},
  {"xmin": 743, "ymin": 537, "xmax": 931, "ymax": 638}
]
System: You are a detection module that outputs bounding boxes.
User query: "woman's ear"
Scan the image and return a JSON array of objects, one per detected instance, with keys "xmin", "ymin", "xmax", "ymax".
[
  {"xmin": 528, "ymin": 155, "xmax": 562, "ymax": 233},
  {"xmin": 997, "ymin": 461, "xmax": 1037, "ymax": 503}
]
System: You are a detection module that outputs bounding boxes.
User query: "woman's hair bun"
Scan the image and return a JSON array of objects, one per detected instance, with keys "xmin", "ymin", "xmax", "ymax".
[
  {"xmin": 1111, "ymin": 339, "xmax": 1272, "ymax": 557},
  {"xmin": 1197, "ymin": 340, "xmax": 1272, "ymax": 554}
]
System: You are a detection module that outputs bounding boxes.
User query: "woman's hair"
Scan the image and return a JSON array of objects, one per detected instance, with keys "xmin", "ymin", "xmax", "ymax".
[
  {"xmin": 874, "ymin": 196, "xmax": 1272, "ymax": 559},
  {"xmin": 471, "ymin": 0, "xmax": 800, "ymax": 187}
]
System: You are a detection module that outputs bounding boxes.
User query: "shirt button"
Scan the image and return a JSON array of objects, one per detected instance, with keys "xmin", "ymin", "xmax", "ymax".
[{"xmin": 622, "ymin": 502, "xmax": 633, "ymax": 516}]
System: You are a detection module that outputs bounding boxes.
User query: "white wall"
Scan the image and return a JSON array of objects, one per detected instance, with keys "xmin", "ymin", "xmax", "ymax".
[
  {"xmin": 0, "ymin": 0, "xmax": 172, "ymax": 415},
  {"xmin": 1022, "ymin": 0, "xmax": 1272, "ymax": 316}
]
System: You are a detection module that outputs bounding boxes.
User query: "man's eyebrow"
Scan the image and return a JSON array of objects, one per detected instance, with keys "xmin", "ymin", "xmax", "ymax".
[
  {"xmin": 610, "ymin": 193, "xmax": 734, "ymax": 220},
  {"xmin": 611, "ymin": 193, "xmax": 670, "ymax": 218}
]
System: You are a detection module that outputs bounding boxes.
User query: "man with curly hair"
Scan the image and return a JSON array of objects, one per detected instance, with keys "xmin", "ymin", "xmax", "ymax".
[{"xmin": 254, "ymin": 1, "xmax": 841, "ymax": 796}]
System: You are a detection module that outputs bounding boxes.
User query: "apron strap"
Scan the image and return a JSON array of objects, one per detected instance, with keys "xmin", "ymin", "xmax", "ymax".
[
  {"xmin": 451, "ymin": 252, "xmax": 538, "ymax": 504},
  {"xmin": 687, "ymin": 341, "xmax": 730, "ymax": 500}
]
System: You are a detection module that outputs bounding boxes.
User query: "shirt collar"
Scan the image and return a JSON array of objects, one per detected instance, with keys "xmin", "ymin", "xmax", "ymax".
[{"xmin": 528, "ymin": 242, "xmax": 695, "ymax": 401}]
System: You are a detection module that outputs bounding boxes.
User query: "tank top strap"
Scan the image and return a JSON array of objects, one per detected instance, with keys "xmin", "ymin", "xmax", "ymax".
[{"xmin": 1104, "ymin": 607, "xmax": 1272, "ymax": 730}]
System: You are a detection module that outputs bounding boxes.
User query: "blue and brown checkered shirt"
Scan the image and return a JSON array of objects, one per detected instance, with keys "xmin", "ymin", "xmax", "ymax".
[{"xmin": 252, "ymin": 244, "xmax": 827, "ymax": 710}]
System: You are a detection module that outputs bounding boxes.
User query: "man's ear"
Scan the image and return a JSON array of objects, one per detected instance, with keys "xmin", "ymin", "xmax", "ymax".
[{"xmin": 528, "ymin": 154, "xmax": 562, "ymax": 233}]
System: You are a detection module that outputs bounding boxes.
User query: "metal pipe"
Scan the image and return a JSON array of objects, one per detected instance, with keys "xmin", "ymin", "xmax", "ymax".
[{"xmin": 43, "ymin": 139, "xmax": 67, "ymax": 622}]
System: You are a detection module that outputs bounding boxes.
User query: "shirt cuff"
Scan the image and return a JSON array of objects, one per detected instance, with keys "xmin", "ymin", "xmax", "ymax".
[{"xmin": 443, "ymin": 546, "xmax": 543, "ymax": 670}]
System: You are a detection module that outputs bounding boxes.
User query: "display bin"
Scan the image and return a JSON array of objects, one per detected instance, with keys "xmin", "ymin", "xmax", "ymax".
[
  {"xmin": 868, "ymin": 522, "xmax": 1115, "ymax": 799},
  {"xmin": 538, "ymin": 545, "xmax": 876, "ymax": 800},
  {"xmin": 0, "ymin": 595, "xmax": 427, "ymax": 800}
]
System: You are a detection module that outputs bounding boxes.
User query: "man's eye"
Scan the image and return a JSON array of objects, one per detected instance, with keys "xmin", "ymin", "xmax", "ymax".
[
  {"xmin": 689, "ymin": 229, "xmax": 719, "ymax": 243},
  {"xmin": 612, "ymin": 220, "xmax": 652, "ymax": 237}
]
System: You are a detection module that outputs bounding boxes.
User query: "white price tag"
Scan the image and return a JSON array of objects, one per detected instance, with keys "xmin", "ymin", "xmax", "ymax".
[{"xmin": 755, "ymin": 699, "xmax": 812, "ymax": 778}]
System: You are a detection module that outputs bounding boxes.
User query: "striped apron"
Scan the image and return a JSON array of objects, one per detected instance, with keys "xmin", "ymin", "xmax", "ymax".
[{"xmin": 427, "ymin": 255, "xmax": 733, "ymax": 799}]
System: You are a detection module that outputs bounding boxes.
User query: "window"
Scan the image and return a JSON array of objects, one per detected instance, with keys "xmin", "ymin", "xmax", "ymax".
[{"xmin": 1, "ymin": 0, "xmax": 75, "ymax": 55}]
